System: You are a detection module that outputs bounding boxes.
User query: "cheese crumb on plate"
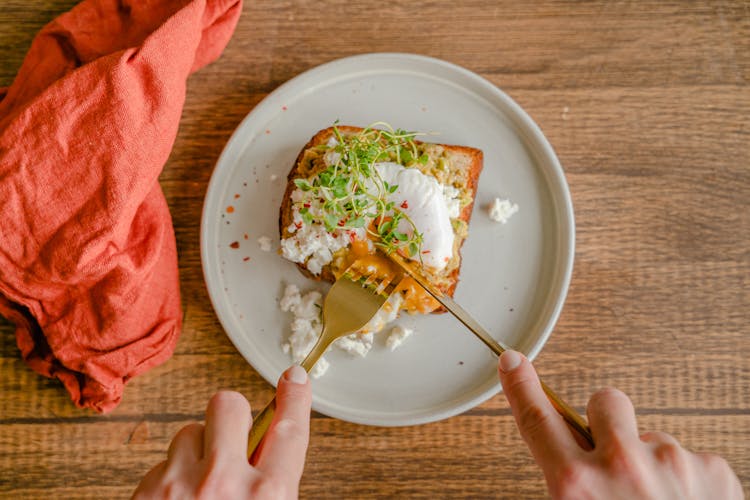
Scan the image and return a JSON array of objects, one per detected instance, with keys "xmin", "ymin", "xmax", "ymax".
[
  {"xmin": 280, "ymin": 283, "xmax": 412, "ymax": 377},
  {"xmin": 257, "ymin": 235, "xmax": 273, "ymax": 252},
  {"xmin": 488, "ymin": 197, "xmax": 519, "ymax": 224},
  {"xmin": 386, "ymin": 325, "xmax": 413, "ymax": 351}
]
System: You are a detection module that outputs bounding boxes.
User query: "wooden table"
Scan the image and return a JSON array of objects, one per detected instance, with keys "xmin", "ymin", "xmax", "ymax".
[{"xmin": 1, "ymin": 1, "xmax": 748, "ymax": 498}]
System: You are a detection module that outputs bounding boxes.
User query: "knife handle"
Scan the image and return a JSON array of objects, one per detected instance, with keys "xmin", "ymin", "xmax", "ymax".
[
  {"xmin": 385, "ymin": 251, "xmax": 594, "ymax": 447},
  {"xmin": 247, "ymin": 397, "xmax": 276, "ymax": 461},
  {"xmin": 540, "ymin": 380, "xmax": 594, "ymax": 448}
]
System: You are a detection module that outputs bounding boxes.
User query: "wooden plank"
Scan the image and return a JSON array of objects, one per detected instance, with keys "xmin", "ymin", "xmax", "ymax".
[
  {"xmin": 0, "ymin": 415, "xmax": 747, "ymax": 498},
  {"xmin": 0, "ymin": 0, "xmax": 748, "ymax": 498}
]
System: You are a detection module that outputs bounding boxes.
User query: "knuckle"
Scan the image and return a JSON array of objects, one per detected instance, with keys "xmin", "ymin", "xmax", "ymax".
[
  {"xmin": 639, "ymin": 431, "xmax": 673, "ymax": 444},
  {"xmin": 162, "ymin": 480, "xmax": 184, "ymax": 499},
  {"xmin": 600, "ymin": 438, "xmax": 641, "ymax": 477},
  {"xmin": 277, "ymin": 384, "xmax": 312, "ymax": 406},
  {"xmin": 249, "ymin": 475, "xmax": 289, "ymax": 499},
  {"xmin": 195, "ymin": 457, "xmax": 239, "ymax": 499},
  {"xmin": 516, "ymin": 403, "xmax": 555, "ymax": 442},
  {"xmin": 653, "ymin": 442, "xmax": 686, "ymax": 468},
  {"xmin": 270, "ymin": 418, "xmax": 309, "ymax": 444},
  {"xmin": 505, "ymin": 372, "xmax": 538, "ymax": 395},
  {"xmin": 552, "ymin": 461, "xmax": 588, "ymax": 499}
]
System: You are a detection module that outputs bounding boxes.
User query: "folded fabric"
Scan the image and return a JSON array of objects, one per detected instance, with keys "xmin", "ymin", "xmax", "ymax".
[{"xmin": 0, "ymin": 0, "xmax": 241, "ymax": 412}]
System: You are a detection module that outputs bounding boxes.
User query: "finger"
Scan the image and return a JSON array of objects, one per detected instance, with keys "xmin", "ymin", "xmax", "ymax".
[
  {"xmin": 131, "ymin": 460, "xmax": 168, "ymax": 499},
  {"xmin": 204, "ymin": 390, "xmax": 252, "ymax": 460},
  {"xmin": 498, "ymin": 350, "xmax": 579, "ymax": 469},
  {"xmin": 695, "ymin": 453, "xmax": 744, "ymax": 499},
  {"xmin": 640, "ymin": 431, "xmax": 680, "ymax": 447},
  {"xmin": 167, "ymin": 423, "xmax": 204, "ymax": 464},
  {"xmin": 256, "ymin": 365, "xmax": 312, "ymax": 482},
  {"xmin": 586, "ymin": 388, "xmax": 639, "ymax": 448}
]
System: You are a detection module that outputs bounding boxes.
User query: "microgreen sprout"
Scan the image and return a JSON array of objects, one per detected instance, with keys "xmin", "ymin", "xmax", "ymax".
[{"xmin": 291, "ymin": 122, "xmax": 426, "ymax": 257}]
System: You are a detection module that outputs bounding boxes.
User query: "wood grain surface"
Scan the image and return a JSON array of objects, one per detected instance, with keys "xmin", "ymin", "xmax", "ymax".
[{"xmin": 1, "ymin": 1, "xmax": 748, "ymax": 498}]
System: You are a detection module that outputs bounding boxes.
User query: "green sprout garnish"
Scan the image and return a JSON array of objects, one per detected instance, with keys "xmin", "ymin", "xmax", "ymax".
[{"xmin": 291, "ymin": 121, "xmax": 426, "ymax": 258}]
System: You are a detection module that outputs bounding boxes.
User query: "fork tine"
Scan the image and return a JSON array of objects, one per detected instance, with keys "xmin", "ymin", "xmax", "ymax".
[
  {"xmin": 341, "ymin": 260, "xmax": 402, "ymax": 299},
  {"xmin": 346, "ymin": 268, "xmax": 363, "ymax": 281},
  {"xmin": 363, "ymin": 274, "xmax": 377, "ymax": 287},
  {"xmin": 374, "ymin": 275, "xmax": 393, "ymax": 295}
]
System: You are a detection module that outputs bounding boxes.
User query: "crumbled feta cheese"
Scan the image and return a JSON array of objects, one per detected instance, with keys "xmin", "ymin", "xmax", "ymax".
[
  {"xmin": 323, "ymin": 150, "xmax": 341, "ymax": 166},
  {"xmin": 386, "ymin": 325, "xmax": 414, "ymax": 351},
  {"xmin": 291, "ymin": 189, "xmax": 304, "ymax": 203},
  {"xmin": 310, "ymin": 357, "xmax": 329, "ymax": 379},
  {"xmin": 279, "ymin": 284, "xmax": 301, "ymax": 312},
  {"xmin": 279, "ymin": 283, "xmax": 405, "ymax": 377},
  {"xmin": 280, "ymin": 196, "xmax": 365, "ymax": 274},
  {"xmin": 280, "ymin": 285, "xmax": 328, "ymax": 377},
  {"xmin": 488, "ymin": 197, "xmax": 519, "ymax": 224},
  {"xmin": 257, "ymin": 235, "xmax": 273, "ymax": 252},
  {"xmin": 334, "ymin": 332, "xmax": 374, "ymax": 357},
  {"xmin": 295, "ymin": 290, "xmax": 322, "ymax": 320}
]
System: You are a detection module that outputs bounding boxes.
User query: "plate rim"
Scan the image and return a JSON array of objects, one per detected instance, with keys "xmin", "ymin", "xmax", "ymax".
[{"xmin": 200, "ymin": 52, "xmax": 575, "ymax": 426}]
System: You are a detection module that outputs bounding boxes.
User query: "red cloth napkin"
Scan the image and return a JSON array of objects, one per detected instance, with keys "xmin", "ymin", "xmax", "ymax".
[{"xmin": 0, "ymin": 0, "xmax": 241, "ymax": 412}]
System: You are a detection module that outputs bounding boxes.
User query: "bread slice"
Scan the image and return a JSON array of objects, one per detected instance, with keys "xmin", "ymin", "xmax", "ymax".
[{"xmin": 279, "ymin": 125, "xmax": 482, "ymax": 314}]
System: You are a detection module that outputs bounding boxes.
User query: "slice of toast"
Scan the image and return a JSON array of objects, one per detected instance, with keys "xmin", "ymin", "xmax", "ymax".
[{"xmin": 279, "ymin": 125, "xmax": 482, "ymax": 314}]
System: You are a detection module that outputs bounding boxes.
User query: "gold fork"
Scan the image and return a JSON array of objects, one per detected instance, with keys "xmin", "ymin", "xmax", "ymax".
[{"xmin": 247, "ymin": 263, "xmax": 399, "ymax": 459}]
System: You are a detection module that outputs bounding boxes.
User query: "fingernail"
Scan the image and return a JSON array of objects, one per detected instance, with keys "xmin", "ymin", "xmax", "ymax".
[
  {"xmin": 285, "ymin": 364, "xmax": 308, "ymax": 385},
  {"xmin": 499, "ymin": 350, "xmax": 522, "ymax": 373}
]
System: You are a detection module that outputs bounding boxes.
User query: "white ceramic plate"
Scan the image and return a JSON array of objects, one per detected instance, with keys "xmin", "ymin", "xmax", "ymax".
[{"xmin": 200, "ymin": 53, "xmax": 574, "ymax": 426}]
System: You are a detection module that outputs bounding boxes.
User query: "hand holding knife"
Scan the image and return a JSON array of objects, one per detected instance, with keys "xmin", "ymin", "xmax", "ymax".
[{"xmin": 385, "ymin": 250, "xmax": 594, "ymax": 447}]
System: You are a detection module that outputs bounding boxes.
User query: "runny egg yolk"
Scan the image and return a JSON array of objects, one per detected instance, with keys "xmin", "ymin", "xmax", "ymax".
[{"xmin": 341, "ymin": 238, "xmax": 440, "ymax": 314}]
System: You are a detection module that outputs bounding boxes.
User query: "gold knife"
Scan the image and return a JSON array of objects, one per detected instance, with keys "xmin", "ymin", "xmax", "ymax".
[{"xmin": 386, "ymin": 251, "xmax": 594, "ymax": 447}]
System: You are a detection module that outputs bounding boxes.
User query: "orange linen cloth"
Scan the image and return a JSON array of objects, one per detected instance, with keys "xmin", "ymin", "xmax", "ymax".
[{"xmin": 0, "ymin": 0, "xmax": 241, "ymax": 412}]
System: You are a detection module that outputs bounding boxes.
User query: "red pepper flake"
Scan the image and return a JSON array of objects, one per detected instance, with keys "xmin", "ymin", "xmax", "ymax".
[
  {"xmin": 226, "ymin": 206, "xmax": 235, "ymax": 213},
  {"xmin": 234, "ymin": 193, "xmax": 240, "ymax": 199},
  {"xmin": 295, "ymin": 222, "xmax": 303, "ymax": 229},
  {"xmin": 243, "ymin": 233, "xmax": 249, "ymax": 240},
  {"xmin": 243, "ymin": 257, "xmax": 250, "ymax": 262},
  {"xmin": 422, "ymin": 250, "xmax": 431, "ymax": 254},
  {"xmin": 265, "ymin": 129, "xmax": 271, "ymax": 134},
  {"xmin": 229, "ymin": 241, "xmax": 240, "ymax": 249},
  {"xmin": 400, "ymin": 200, "xmax": 409, "ymax": 209},
  {"xmin": 282, "ymin": 105, "xmax": 288, "ymax": 111},
  {"xmin": 348, "ymin": 231, "xmax": 356, "ymax": 243},
  {"xmin": 303, "ymin": 203, "xmax": 311, "ymax": 208},
  {"xmin": 444, "ymin": 257, "xmax": 449, "ymax": 263}
]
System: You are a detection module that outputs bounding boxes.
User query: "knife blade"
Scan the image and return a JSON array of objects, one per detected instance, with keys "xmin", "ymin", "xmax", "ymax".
[{"xmin": 385, "ymin": 250, "xmax": 594, "ymax": 447}]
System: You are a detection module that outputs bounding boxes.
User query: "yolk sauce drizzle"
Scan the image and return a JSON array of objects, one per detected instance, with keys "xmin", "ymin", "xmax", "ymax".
[{"xmin": 342, "ymin": 239, "xmax": 440, "ymax": 314}]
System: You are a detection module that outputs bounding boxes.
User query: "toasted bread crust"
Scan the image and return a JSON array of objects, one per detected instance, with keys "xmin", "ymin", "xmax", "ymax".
[{"xmin": 279, "ymin": 126, "xmax": 483, "ymax": 301}]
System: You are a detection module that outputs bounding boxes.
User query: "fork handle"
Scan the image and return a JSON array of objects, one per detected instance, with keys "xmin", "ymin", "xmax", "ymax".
[{"xmin": 247, "ymin": 334, "xmax": 333, "ymax": 459}]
